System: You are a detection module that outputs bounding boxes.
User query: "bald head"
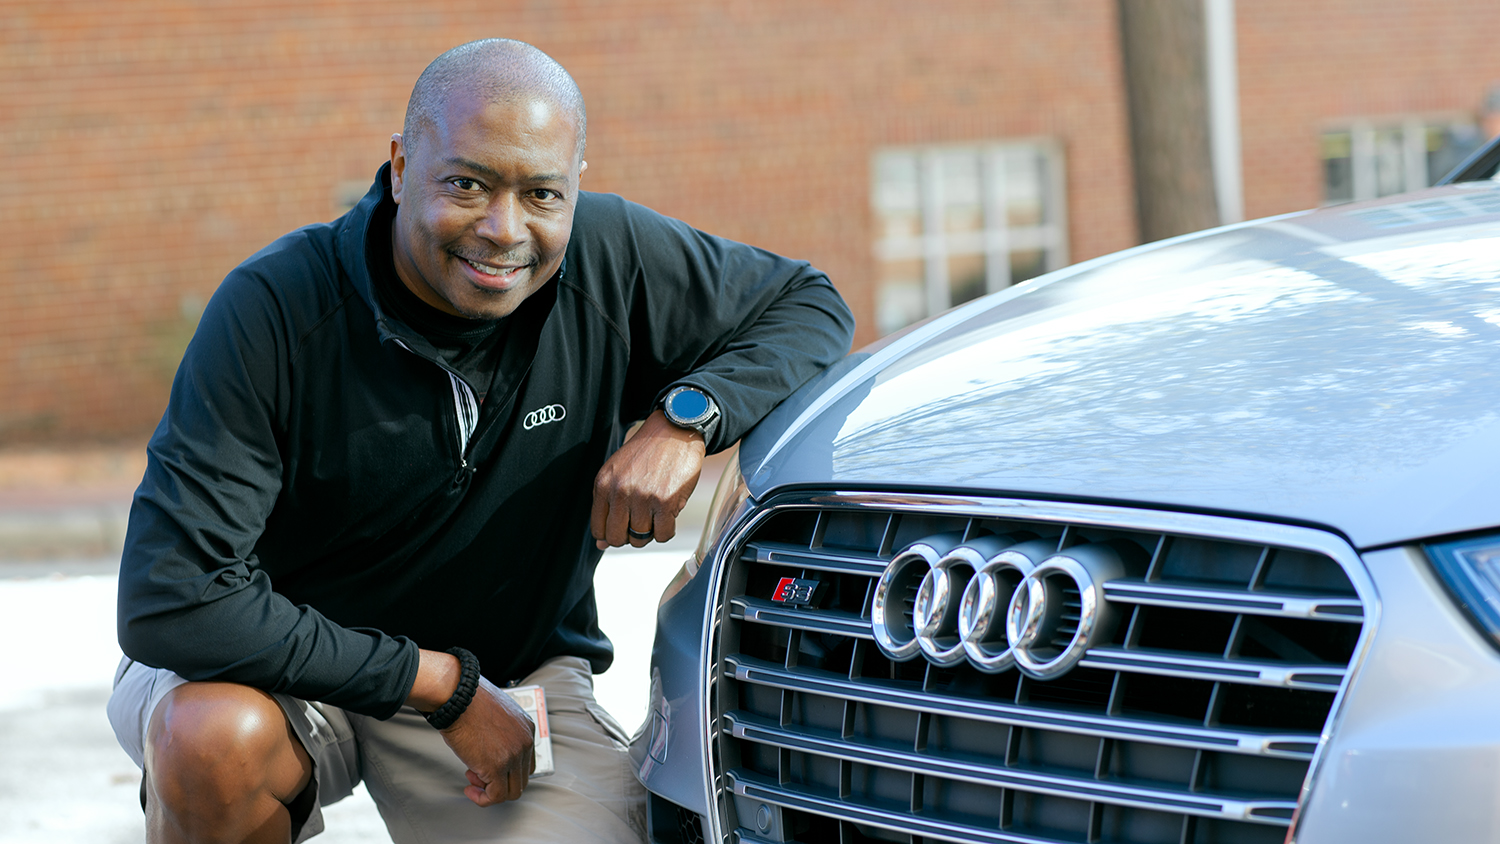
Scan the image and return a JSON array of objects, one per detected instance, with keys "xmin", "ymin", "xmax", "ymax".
[{"xmin": 403, "ymin": 39, "xmax": 586, "ymax": 161}]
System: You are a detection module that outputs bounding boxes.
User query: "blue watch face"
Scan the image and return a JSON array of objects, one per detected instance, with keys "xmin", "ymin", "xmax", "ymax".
[{"xmin": 669, "ymin": 389, "xmax": 710, "ymax": 421}]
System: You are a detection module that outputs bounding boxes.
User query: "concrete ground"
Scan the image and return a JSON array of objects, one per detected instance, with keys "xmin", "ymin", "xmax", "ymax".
[{"xmin": 0, "ymin": 446, "xmax": 726, "ymax": 843}]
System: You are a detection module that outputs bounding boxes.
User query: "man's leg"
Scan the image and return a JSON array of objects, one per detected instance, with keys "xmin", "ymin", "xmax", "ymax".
[
  {"xmin": 143, "ymin": 682, "xmax": 314, "ymax": 844},
  {"xmin": 350, "ymin": 656, "xmax": 647, "ymax": 844}
]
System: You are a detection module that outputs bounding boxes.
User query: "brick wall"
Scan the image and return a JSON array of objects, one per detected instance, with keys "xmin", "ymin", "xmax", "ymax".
[
  {"xmin": 1237, "ymin": 0, "xmax": 1500, "ymax": 219},
  {"xmin": 0, "ymin": 0, "xmax": 1134, "ymax": 442}
]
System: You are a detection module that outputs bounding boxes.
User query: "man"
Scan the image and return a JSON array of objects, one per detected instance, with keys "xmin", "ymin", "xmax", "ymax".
[{"xmin": 108, "ymin": 39, "xmax": 853, "ymax": 844}]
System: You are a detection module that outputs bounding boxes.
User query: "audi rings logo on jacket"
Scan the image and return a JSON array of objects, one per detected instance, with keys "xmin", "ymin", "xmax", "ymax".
[
  {"xmin": 870, "ymin": 533, "xmax": 1134, "ymax": 680},
  {"xmin": 523, "ymin": 403, "xmax": 567, "ymax": 430}
]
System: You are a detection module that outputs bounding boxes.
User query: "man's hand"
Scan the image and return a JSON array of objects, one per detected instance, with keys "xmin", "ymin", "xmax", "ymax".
[
  {"xmin": 407, "ymin": 648, "xmax": 535, "ymax": 806},
  {"xmin": 438, "ymin": 678, "xmax": 536, "ymax": 807},
  {"xmin": 592, "ymin": 409, "xmax": 707, "ymax": 549}
]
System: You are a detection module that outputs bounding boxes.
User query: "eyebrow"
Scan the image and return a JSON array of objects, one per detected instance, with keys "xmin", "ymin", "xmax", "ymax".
[{"xmin": 441, "ymin": 157, "xmax": 568, "ymax": 185}]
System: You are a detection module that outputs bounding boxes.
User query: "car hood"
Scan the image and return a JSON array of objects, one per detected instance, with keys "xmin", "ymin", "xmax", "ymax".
[{"xmin": 740, "ymin": 183, "xmax": 1500, "ymax": 550}]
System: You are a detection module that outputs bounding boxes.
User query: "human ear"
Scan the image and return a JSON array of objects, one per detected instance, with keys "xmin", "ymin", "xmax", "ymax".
[{"xmin": 390, "ymin": 134, "xmax": 407, "ymax": 203}]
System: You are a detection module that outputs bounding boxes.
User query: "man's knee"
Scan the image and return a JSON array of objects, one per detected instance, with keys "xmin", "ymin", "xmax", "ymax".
[{"xmin": 146, "ymin": 682, "xmax": 312, "ymax": 808}]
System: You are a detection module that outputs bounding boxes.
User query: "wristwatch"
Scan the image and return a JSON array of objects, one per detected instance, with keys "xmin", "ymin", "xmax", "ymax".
[{"xmin": 662, "ymin": 385, "xmax": 720, "ymax": 442}]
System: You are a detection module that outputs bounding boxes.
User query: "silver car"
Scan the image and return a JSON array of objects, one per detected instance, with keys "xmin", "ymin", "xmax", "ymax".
[{"xmin": 632, "ymin": 139, "xmax": 1500, "ymax": 844}]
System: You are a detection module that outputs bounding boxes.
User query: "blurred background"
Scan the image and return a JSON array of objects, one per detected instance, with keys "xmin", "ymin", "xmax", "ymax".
[
  {"xmin": 3, "ymin": 0, "xmax": 1500, "ymax": 839},
  {"xmin": 5, "ymin": 0, "xmax": 1500, "ymax": 445}
]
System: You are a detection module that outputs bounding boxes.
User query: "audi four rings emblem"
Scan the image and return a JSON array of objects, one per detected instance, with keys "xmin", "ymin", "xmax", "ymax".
[
  {"xmin": 870, "ymin": 533, "xmax": 1129, "ymax": 680},
  {"xmin": 523, "ymin": 404, "xmax": 567, "ymax": 430}
]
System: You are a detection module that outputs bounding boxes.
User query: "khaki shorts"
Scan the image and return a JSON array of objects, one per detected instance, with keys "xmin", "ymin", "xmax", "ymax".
[{"xmin": 108, "ymin": 655, "xmax": 647, "ymax": 844}]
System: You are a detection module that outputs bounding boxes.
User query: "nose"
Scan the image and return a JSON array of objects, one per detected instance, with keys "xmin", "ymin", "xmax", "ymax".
[{"xmin": 475, "ymin": 192, "xmax": 527, "ymax": 248}]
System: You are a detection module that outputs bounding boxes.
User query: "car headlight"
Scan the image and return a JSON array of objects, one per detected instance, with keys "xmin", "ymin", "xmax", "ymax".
[
  {"xmin": 1426, "ymin": 533, "xmax": 1500, "ymax": 650},
  {"xmin": 659, "ymin": 448, "xmax": 750, "ymax": 607}
]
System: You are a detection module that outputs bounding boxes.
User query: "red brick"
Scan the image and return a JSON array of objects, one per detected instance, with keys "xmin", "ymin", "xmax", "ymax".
[{"xmin": 20, "ymin": 0, "xmax": 1485, "ymax": 441}]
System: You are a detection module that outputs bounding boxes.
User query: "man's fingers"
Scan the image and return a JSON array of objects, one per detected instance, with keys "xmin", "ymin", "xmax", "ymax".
[
  {"xmin": 589, "ymin": 475, "xmax": 613, "ymax": 546},
  {"xmin": 603, "ymin": 488, "xmax": 632, "ymax": 547},
  {"xmin": 462, "ymin": 769, "xmax": 498, "ymax": 807},
  {"xmin": 653, "ymin": 507, "xmax": 678, "ymax": 542},
  {"xmin": 592, "ymin": 466, "xmax": 636, "ymax": 547},
  {"xmin": 460, "ymin": 763, "xmax": 529, "ymax": 807},
  {"xmin": 603, "ymin": 491, "xmax": 686, "ymax": 547},
  {"xmin": 626, "ymin": 497, "xmax": 656, "ymax": 546},
  {"xmin": 508, "ymin": 766, "xmax": 527, "ymax": 802},
  {"xmin": 465, "ymin": 775, "xmax": 498, "ymax": 807},
  {"xmin": 487, "ymin": 773, "xmax": 510, "ymax": 806},
  {"xmin": 593, "ymin": 463, "xmax": 634, "ymax": 548}
]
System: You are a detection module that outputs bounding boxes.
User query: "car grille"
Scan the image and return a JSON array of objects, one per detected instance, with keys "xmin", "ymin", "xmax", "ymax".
[{"xmin": 707, "ymin": 499, "xmax": 1366, "ymax": 844}]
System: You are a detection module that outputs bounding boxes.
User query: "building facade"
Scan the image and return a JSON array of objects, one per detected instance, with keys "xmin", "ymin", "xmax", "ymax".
[{"xmin": 2, "ymin": 0, "xmax": 1496, "ymax": 441}]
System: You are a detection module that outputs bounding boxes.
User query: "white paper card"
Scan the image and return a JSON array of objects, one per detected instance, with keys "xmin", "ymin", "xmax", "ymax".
[{"xmin": 501, "ymin": 684, "xmax": 554, "ymax": 777}]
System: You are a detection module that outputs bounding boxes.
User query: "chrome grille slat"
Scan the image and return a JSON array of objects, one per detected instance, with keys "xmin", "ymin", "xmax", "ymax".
[
  {"xmin": 729, "ymin": 597, "xmax": 873, "ymax": 639},
  {"xmin": 710, "ymin": 498, "xmax": 1370, "ymax": 844},
  {"xmin": 1080, "ymin": 648, "xmax": 1346, "ymax": 689},
  {"xmin": 727, "ymin": 769, "xmax": 1064, "ymax": 844},
  {"xmin": 724, "ymin": 711, "xmax": 1297, "ymax": 822},
  {"xmin": 730, "ymin": 608, "xmax": 1350, "ymax": 688},
  {"xmin": 727, "ymin": 655, "xmax": 1319, "ymax": 759},
  {"xmin": 1102, "ymin": 581, "xmax": 1363, "ymax": 620},
  {"xmin": 744, "ymin": 540, "xmax": 887, "ymax": 576}
]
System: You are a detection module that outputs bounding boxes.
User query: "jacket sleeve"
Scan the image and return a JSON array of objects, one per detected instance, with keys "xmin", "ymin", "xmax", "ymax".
[
  {"xmin": 586, "ymin": 195, "xmax": 856, "ymax": 451},
  {"xmin": 116, "ymin": 250, "xmax": 419, "ymax": 719}
]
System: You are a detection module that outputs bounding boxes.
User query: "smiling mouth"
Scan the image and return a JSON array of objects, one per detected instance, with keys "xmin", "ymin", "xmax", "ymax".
[
  {"xmin": 458, "ymin": 255, "xmax": 532, "ymax": 283},
  {"xmin": 463, "ymin": 257, "xmax": 517, "ymax": 276}
]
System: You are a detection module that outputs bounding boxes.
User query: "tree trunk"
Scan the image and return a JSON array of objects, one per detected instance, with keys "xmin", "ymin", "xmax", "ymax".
[{"xmin": 1118, "ymin": 0, "xmax": 1220, "ymax": 243}]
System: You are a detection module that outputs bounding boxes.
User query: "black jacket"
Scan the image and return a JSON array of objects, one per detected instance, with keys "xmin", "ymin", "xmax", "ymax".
[{"xmin": 117, "ymin": 167, "xmax": 854, "ymax": 718}]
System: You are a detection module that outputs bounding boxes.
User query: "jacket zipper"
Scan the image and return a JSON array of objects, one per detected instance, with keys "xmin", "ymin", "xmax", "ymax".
[
  {"xmin": 391, "ymin": 338, "xmax": 478, "ymax": 466},
  {"xmin": 446, "ymin": 371, "xmax": 479, "ymax": 465}
]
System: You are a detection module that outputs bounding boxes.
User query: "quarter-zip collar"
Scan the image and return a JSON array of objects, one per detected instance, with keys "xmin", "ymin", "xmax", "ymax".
[{"xmin": 338, "ymin": 163, "xmax": 407, "ymax": 347}]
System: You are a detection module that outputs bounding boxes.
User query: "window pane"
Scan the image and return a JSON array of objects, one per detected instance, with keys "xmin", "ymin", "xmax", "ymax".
[
  {"xmin": 1326, "ymin": 120, "xmax": 1483, "ymax": 203},
  {"xmin": 874, "ymin": 152, "xmax": 921, "ymax": 241},
  {"xmin": 1374, "ymin": 128, "xmax": 1405, "ymax": 197},
  {"xmin": 877, "ymin": 276, "xmax": 926, "ymax": 336},
  {"xmin": 1011, "ymin": 249, "xmax": 1047, "ymax": 286},
  {"xmin": 942, "ymin": 149, "xmax": 984, "ymax": 253},
  {"xmin": 948, "ymin": 253, "xmax": 986, "ymax": 306},
  {"xmin": 1427, "ymin": 123, "xmax": 1484, "ymax": 185},
  {"xmin": 1005, "ymin": 147, "xmax": 1046, "ymax": 228},
  {"xmin": 874, "ymin": 152, "xmax": 927, "ymax": 335},
  {"xmin": 1322, "ymin": 132, "xmax": 1353, "ymax": 204}
]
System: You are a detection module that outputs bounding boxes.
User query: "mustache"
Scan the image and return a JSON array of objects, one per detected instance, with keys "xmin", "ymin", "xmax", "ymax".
[{"xmin": 453, "ymin": 248, "xmax": 536, "ymax": 268}]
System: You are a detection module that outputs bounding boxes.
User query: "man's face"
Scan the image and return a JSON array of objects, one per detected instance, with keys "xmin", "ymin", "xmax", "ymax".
[{"xmin": 389, "ymin": 92, "xmax": 585, "ymax": 320}]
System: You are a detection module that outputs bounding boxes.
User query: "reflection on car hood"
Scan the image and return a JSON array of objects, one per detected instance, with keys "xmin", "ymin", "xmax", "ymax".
[{"xmin": 741, "ymin": 184, "xmax": 1500, "ymax": 550}]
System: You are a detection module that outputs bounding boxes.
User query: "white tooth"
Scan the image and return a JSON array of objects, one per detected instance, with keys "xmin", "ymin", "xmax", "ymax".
[{"xmin": 467, "ymin": 259, "xmax": 504, "ymax": 277}]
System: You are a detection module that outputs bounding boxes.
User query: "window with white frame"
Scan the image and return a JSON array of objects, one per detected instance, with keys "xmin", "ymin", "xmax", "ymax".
[
  {"xmin": 1321, "ymin": 118, "xmax": 1483, "ymax": 205},
  {"xmin": 872, "ymin": 142, "xmax": 1068, "ymax": 336}
]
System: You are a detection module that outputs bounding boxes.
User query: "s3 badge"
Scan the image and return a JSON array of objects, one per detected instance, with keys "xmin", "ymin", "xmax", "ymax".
[{"xmin": 771, "ymin": 576, "xmax": 822, "ymax": 606}]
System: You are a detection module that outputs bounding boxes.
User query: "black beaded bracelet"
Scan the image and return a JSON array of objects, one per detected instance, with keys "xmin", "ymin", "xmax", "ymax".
[{"xmin": 424, "ymin": 647, "xmax": 481, "ymax": 730}]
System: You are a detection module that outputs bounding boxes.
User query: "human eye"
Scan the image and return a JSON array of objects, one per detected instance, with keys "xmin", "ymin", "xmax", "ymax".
[
  {"xmin": 450, "ymin": 177, "xmax": 483, "ymax": 192},
  {"xmin": 530, "ymin": 188, "xmax": 563, "ymax": 201}
]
